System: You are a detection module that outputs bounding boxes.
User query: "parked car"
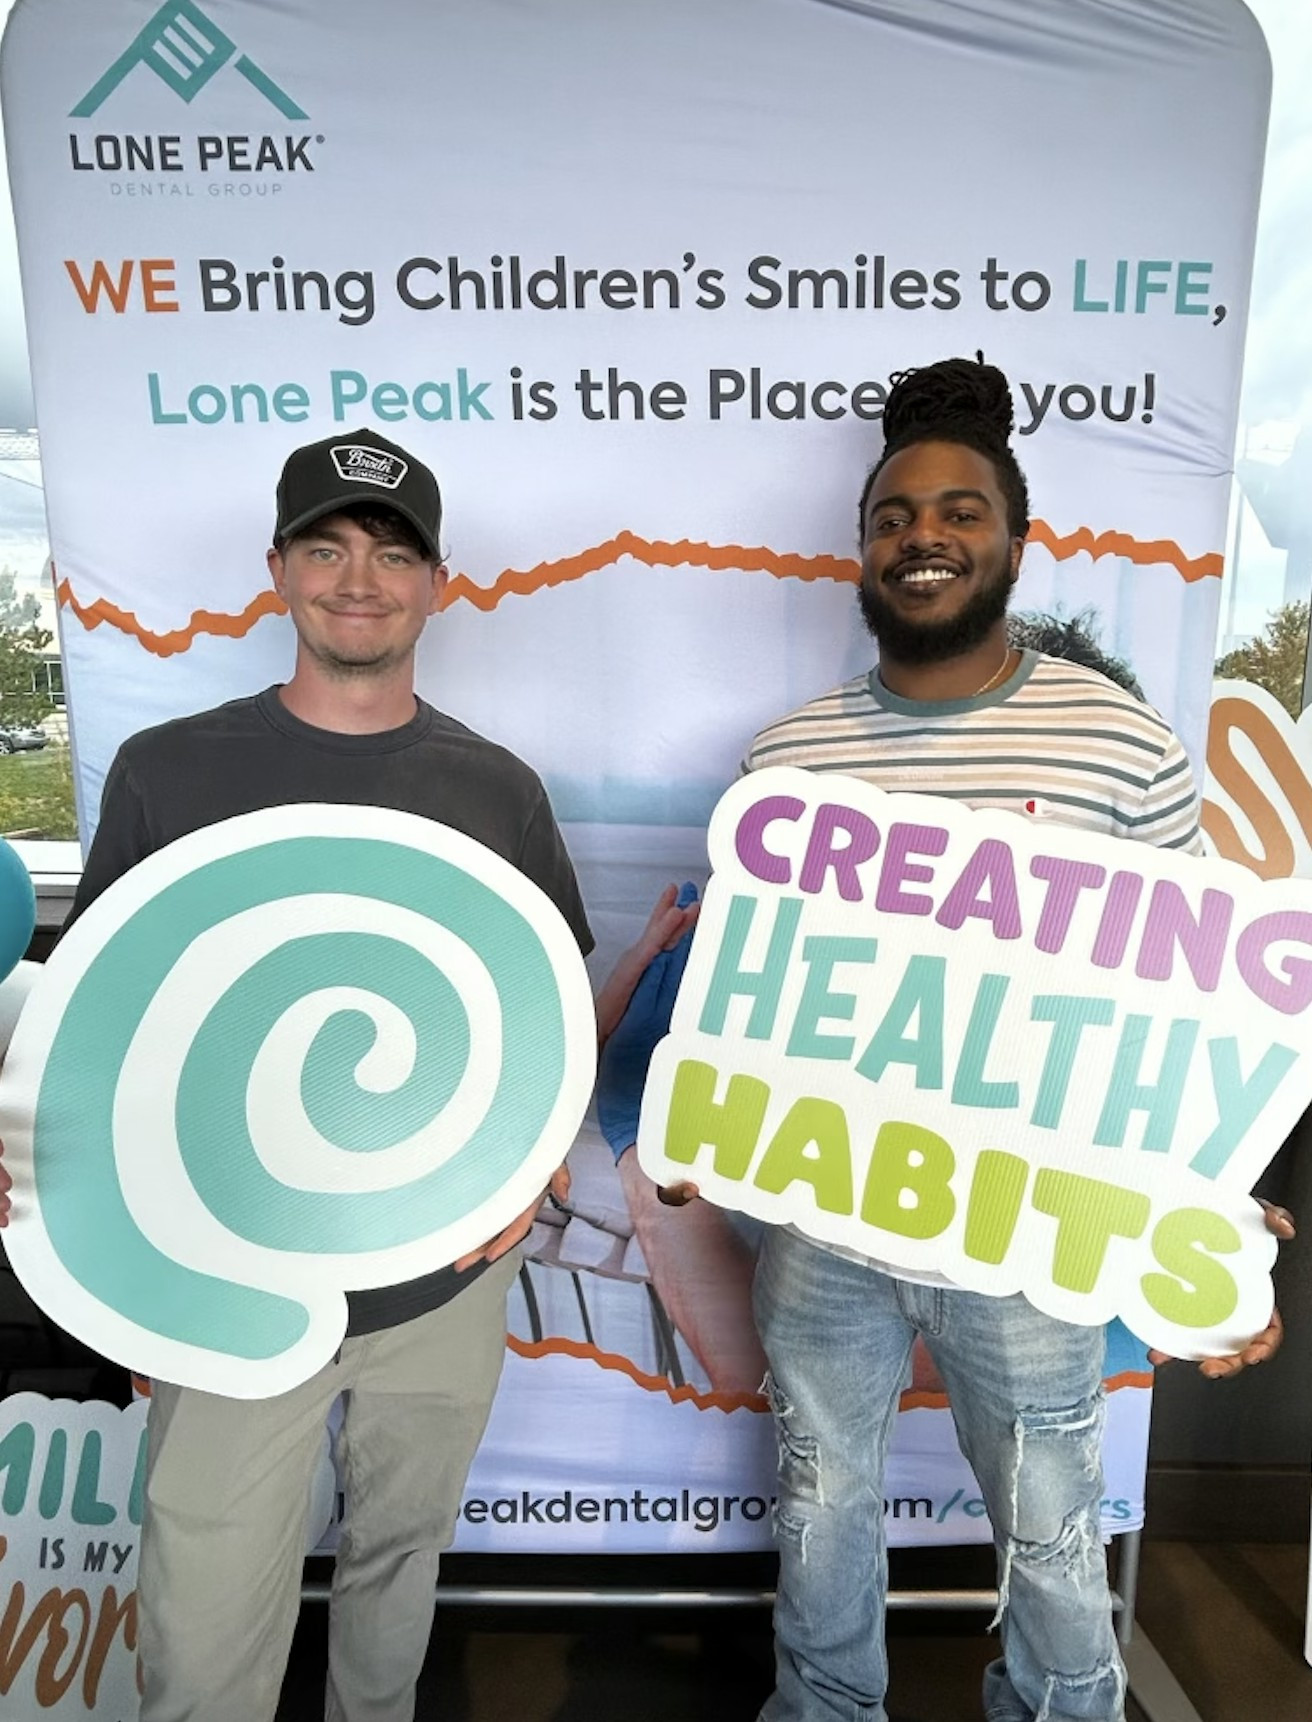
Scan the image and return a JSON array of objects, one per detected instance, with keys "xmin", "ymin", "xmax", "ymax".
[{"xmin": 0, "ymin": 725, "xmax": 48, "ymax": 753}]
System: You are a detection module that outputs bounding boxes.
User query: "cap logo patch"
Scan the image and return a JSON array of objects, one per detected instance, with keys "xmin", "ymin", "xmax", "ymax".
[{"xmin": 330, "ymin": 445, "xmax": 408, "ymax": 489}]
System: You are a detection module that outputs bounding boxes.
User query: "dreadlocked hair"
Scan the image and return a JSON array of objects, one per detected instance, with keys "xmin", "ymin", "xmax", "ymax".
[{"xmin": 858, "ymin": 354, "xmax": 1031, "ymax": 540}]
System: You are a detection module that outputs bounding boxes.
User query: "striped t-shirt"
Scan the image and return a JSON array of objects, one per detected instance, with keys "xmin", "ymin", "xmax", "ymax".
[
  {"xmin": 743, "ymin": 647, "xmax": 1203, "ymax": 1286},
  {"xmin": 745, "ymin": 648, "xmax": 1202, "ymax": 853}
]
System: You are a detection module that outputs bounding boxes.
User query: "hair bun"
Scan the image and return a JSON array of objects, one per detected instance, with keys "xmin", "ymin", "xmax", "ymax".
[{"xmin": 883, "ymin": 355, "xmax": 1014, "ymax": 449}]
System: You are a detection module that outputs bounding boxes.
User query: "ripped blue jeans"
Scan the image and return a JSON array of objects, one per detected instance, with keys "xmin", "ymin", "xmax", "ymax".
[{"xmin": 754, "ymin": 1228, "xmax": 1124, "ymax": 1722}]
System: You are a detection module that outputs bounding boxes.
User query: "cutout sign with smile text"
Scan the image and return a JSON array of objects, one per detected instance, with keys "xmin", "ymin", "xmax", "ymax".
[{"xmin": 636, "ymin": 769, "xmax": 1305, "ymax": 1359}]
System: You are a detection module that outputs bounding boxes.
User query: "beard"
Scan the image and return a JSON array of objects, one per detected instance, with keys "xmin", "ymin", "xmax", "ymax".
[
  {"xmin": 319, "ymin": 651, "xmax": 401, "ymax": 677},
  {"xmin": 858, "ymin": 552, "xmax": 1014, "ymax": 664},
  {"xmin": 305, "ymin": 635, "xmax": 411, "ymax": 679},
  {"xmin": 300, "ymin": 604, "xmax": 418, "ymax": 679}
]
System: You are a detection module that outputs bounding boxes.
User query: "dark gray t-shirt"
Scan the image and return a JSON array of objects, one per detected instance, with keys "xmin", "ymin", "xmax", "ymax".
[{"xmin": 69, "ymin": 687, "xmax": 593, "ymax": 1336}]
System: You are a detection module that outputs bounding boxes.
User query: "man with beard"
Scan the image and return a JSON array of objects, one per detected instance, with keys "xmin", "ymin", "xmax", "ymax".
[
  {"xmin": 605, "ymin": 356, "xmax": 1287, "ymax": 1722},
  {"xmin": 742, "ymin": 357, "xmax": 1152, "ymax": 1722}
]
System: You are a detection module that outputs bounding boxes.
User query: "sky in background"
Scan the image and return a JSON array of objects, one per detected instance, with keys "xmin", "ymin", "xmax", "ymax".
[
  {"xmin": 1213, "ymin": 0, "xmax": 1312, "ymax": 648},
  {"xmin": 1239, "ymin": 0, "xmax": 1312, "ymax": 428},
  {"xmin": 0, "ymin": 0, "xmax": 1309, "ymax": 643}
]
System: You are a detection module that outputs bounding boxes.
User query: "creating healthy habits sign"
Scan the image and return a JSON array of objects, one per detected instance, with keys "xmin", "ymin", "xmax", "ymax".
[
  {"xmin": 637, "ymin": 770, "xmax": 1305, "ymax": 1358},
  {"xmin": 0, "ymin": 806, "xmax": 596, "ymax": 1398}
]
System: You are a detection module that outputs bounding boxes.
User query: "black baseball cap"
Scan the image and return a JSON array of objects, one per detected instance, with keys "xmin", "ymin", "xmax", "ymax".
[{"xmin": 274, "ymin": 429, "xmax": 443, "ymax": 559}]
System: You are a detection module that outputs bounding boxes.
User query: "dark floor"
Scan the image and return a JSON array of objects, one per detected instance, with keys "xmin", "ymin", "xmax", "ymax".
[
  {"xmin": 273, "ymin": 1540, "xmax": 1312, "ymax": 1720},
  {"xmin": 1131, "ymin": 1542, "xmax": 1311, "ymax": 1722}
]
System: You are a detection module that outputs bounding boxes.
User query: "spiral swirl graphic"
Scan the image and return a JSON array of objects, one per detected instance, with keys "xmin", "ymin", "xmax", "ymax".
[{"xmin": 0, "ymin": 806, "xmax": 595, "ymax": 1397}]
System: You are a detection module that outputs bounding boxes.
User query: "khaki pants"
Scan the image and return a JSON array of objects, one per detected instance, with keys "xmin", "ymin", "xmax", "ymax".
[{"xmin": 136, "ymin": 1254, "xmax": 517, "ymax": 1722}]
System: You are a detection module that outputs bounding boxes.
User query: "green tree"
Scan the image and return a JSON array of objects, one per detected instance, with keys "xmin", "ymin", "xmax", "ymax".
[
  {"xmin": 1215, "ymin": 600, "xmax": 1310, "ymax": 718},
  {"xmin": 0, "ymin": 566, "xmax": 42, "ymax": 631},
  {"xmin": 0, "ymin": 566, "xmax": 54, "ymax": 730}
]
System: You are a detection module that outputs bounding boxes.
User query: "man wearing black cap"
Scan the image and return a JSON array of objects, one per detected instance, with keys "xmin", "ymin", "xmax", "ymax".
[{"xmin": 63, "ymin": 428, "xmax": 593, "ymax": 1722}]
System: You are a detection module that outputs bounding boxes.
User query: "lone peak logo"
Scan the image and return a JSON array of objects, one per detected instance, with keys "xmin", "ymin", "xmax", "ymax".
[{"xmin": 71, "ymin": 0, "xmax": 307, "ymax": 121}]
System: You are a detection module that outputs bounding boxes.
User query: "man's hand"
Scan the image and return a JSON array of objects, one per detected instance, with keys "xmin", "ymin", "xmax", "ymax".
[
  {"xmin": 1148, "ymin": 1200, "xmax": 1295, "ymax": 1380},
  {"xmin": 655, "ymin": 1177, "xmax": 701, "ymax": 1207},
  {"xmin": 1173, "ymin": 1307, "xmax": 1286, "ymax": 1382},
  {"xmin": 0, "ymin": 1138, "xmax": 10, "ymax": 1228},
  {"xmin": 454, "ymin": 1164, "xmax": 570, "ymax": 1273}
]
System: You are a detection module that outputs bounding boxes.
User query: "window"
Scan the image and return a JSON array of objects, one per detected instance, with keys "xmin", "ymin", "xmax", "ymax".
[{"xmin": 1214, "ymin": 0, "xmax": 1312, "ymax": 714}]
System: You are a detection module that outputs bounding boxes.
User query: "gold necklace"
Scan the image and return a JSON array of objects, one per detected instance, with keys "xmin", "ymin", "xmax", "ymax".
[{"xmin": 971, "ymin": 649, "xmax": 1015, "ymax": 698}]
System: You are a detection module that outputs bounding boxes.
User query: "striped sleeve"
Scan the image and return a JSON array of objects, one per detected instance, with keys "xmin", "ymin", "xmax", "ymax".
[{"xmin": 1133, "ymin": 729, "xmax": 1204, "ymax": 855}]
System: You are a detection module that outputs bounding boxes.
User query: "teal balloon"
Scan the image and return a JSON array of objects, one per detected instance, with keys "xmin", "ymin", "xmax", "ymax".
[{"xmin": 0, "ymin": 838, "xmax": 35, "ymax": 980}]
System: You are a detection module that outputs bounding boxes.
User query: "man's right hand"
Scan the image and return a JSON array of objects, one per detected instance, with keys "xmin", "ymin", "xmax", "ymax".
[
  {"xmin": 655, "ymin": 1177, "xmax": 700, "ymax": 1207},
  {"xmin": 0, "ymin": 1137, "xmax": 11, "ymax": 1227}
]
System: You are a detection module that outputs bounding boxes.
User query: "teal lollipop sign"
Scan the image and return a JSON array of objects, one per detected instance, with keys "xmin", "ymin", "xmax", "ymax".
[{"xmin": 0, "ymin": 806, "xmax": 596, "ymax": 1398}]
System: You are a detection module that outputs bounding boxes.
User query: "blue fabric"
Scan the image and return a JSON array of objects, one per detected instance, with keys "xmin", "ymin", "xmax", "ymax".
[
  {"xmin": 595, "ymin": 882, "xmax": 698, "ymax": 1162},
  {"xmin": 1102, "ymin": 1318, "xmax": 1150, "ymax": 1379},
  {"xmin": 753, "ymin": 1229, "xmax": 1125, "ymax": 1722}
]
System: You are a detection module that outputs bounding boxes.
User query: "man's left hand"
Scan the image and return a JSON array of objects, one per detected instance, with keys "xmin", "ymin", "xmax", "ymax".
[
  {"xmin": 1148, "ymin": 1200, "xmax": 1295, "ymax": 1379},
  {"xmin": 454, "ymin": 1164, "xmax": 571, "ymax": 1272}
]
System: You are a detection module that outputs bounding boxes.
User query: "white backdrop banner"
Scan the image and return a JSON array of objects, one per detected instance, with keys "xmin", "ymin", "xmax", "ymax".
[{"xmin": 0, "ymin": 0, "xmax": 1268, "ymax": 1595}]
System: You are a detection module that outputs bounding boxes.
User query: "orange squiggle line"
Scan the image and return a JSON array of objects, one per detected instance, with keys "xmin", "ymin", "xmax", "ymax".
[
  {"xmin": 440, "ymin": 532, "xmax": 856, "ymax": 613},
  {"xmin": 1105, "ymin": 1368, "xmax": 1155, "ymax": 1392},
  {"xmin": 55, "ymin": 520, "xmax": 1220, "ymax": 656},
  {"xmin": 896, "ymin": 1368, "xmax": 1151, "ymax": 1415},
  {"xmin": 506, "ymin": 1333, "xmax": 767, "ymax": 1415},
  {"xmin": 506, "ymin": 1334, "xmax": 1153, "ymax": 1415},
  {"xmin": 896, "ymin": 1389, "xmax": 952, "ymax": 1413},
  {"xmin": 56, "ymin": 575, "xmax": 288, "ymax": 660},
  {"xmin": 1028, "ymin": 522, "xmax": 1221, "ymax": 583}
]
